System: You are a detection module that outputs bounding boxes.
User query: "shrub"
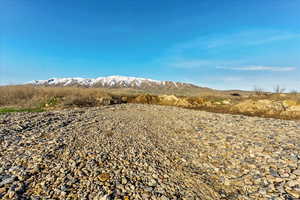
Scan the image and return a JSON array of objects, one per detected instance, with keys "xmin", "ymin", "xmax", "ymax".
[{"xmin": 0, "ymin": 85, "xmax": 110, "ymax": 108}]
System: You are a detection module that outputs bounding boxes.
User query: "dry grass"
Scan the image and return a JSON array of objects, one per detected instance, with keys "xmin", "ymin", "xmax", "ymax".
[
  {"xmin": 0, "ymin": 85, "xmax": 110, "ymax": 108},
  {"xmin": 189, "ymin": 105, "xmax": 300, "ymax": 121},
  {"xmin": 1, "ymin": 85, "xmax": 299, "ymax": 120}
]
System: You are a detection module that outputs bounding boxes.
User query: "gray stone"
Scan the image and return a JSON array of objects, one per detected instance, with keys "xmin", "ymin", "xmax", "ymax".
[{"xmin": 0, "ymin": 176, "xmax": 16, "ymax": 187}]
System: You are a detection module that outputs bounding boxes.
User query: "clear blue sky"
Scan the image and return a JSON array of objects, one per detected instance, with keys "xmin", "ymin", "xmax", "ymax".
[{"xmin": 1, "ymin": 0, "xmax": 300, "ymax": 91}]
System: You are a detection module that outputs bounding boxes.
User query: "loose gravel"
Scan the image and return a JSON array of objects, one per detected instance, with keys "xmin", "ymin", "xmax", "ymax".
[{"xmin": 0, "ymin": 104, "xmax": 300, "ymax": 200}]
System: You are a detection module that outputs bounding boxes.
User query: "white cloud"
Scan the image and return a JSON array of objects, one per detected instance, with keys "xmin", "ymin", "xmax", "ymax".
[
  {"xmin": 156, "ymin": 29, "xmax": 300, "ymax": 91},
  {"xmin": 167, "ymin": 59, "xmax": 243, "ymax": 69},
  {"xmin": 169, "ymin": 59, "xmax": 218, "ymax": 68},
  {"xmin": 206, "ymin": 31, "xmax": 300, "ymax": 49},
  {"xmin": 161, "ymin": 30, "xmax": 300, "ymax": 71},
  {"xmin": 246, "ymin": 33, "xmax": 300, "ymax": 45},
  {"xmin": 167, "ymin": 30, "xmax": 300, "ymax": 54},
  {"xmin": 217, "ymin": 66, "xmax": 296, "ymax": 72}
]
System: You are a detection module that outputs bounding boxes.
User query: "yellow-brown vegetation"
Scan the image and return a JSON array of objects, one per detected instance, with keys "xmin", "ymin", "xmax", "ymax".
[
  {"xmin": 0, "ymin": 85, "xmax": 110, "ymax": 108},
  {"xmin": 0, "ymin": 85, "xmax": 299, "ymax": 120}
]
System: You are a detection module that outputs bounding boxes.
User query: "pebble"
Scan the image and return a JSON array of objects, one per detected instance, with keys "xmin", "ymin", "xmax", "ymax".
[
  {"xmin": 0, "ymin": 187, "xmax": 7, "ymax": 193},
  {"xmin": 293, "ymin": 169, "xmax": 300, "ymax": 176},
  {"xmin": 121, "ymin": 177, "xmax": 127, "ymax": 185},
  {"xmin": 99, "ymin": 173, "xmax": 110, "ymax": 182},
  {"xmin": 148, "ymin": 178, "xmax": 157, "ymax": 187},
  {"xmin": 286, "ymin": 180, "xmax": 299, "ymax": 187}
]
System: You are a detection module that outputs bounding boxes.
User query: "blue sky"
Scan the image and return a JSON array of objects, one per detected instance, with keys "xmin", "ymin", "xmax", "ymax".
[{"xmin": 1, "ymin": 0, "xmax": 300, "ymax": 91}]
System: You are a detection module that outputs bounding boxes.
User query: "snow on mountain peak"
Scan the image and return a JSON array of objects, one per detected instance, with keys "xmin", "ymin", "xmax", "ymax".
[{"xmin": 29, "ymin": 75, "xmax": 181, "ymax": 88}]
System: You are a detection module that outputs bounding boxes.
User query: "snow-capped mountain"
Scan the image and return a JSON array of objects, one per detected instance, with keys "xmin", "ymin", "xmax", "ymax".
[{"xmin": 29, "ymin": 76, "xmax": 199, "ymax": 89}]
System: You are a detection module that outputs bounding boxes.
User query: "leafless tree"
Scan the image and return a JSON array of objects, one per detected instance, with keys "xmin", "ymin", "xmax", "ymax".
[
  {"xmin": 253, "ymin": 86, "xmax": 265, "ymax": 96},
  {"xmin": 273, "ymin": 85, "xmax": 285, "ymax": 94}
]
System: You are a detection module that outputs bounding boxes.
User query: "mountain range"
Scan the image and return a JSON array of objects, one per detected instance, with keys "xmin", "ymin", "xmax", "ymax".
[{"xmin": 29, "ymin": 76, "xmax": 200, "ymax": 90}]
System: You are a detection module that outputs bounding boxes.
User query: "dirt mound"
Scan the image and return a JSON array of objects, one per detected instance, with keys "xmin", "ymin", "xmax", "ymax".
[
  {"xmin": 231, "ymin": 99, "xmax": 300, "ymax": 118},
  {"xmin": 231, "ymin": 99, "xmax": 284, "ymax": 114}
]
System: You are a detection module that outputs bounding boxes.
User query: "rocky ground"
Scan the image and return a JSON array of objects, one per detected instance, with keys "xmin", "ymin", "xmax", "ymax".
[{"xmin": 0, "ymin": 104, "xmax": 300, "ymax": 200}]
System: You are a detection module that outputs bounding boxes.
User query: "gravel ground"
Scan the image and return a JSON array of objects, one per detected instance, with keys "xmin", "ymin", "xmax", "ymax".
[{"xmin": 0, "ymin": 104, "xmax": 300, "ymax": 200}]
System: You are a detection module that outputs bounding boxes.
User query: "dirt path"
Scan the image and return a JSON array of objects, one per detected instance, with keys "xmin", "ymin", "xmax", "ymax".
[{"xmin": 0, "ymin": 104, "xmax": 300, "ymax": 199}]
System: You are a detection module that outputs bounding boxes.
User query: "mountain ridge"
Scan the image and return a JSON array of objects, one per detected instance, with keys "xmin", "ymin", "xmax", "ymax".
[{"xmin": 29, "ymin": 75, "xmax": 200, "ymax": 90}]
